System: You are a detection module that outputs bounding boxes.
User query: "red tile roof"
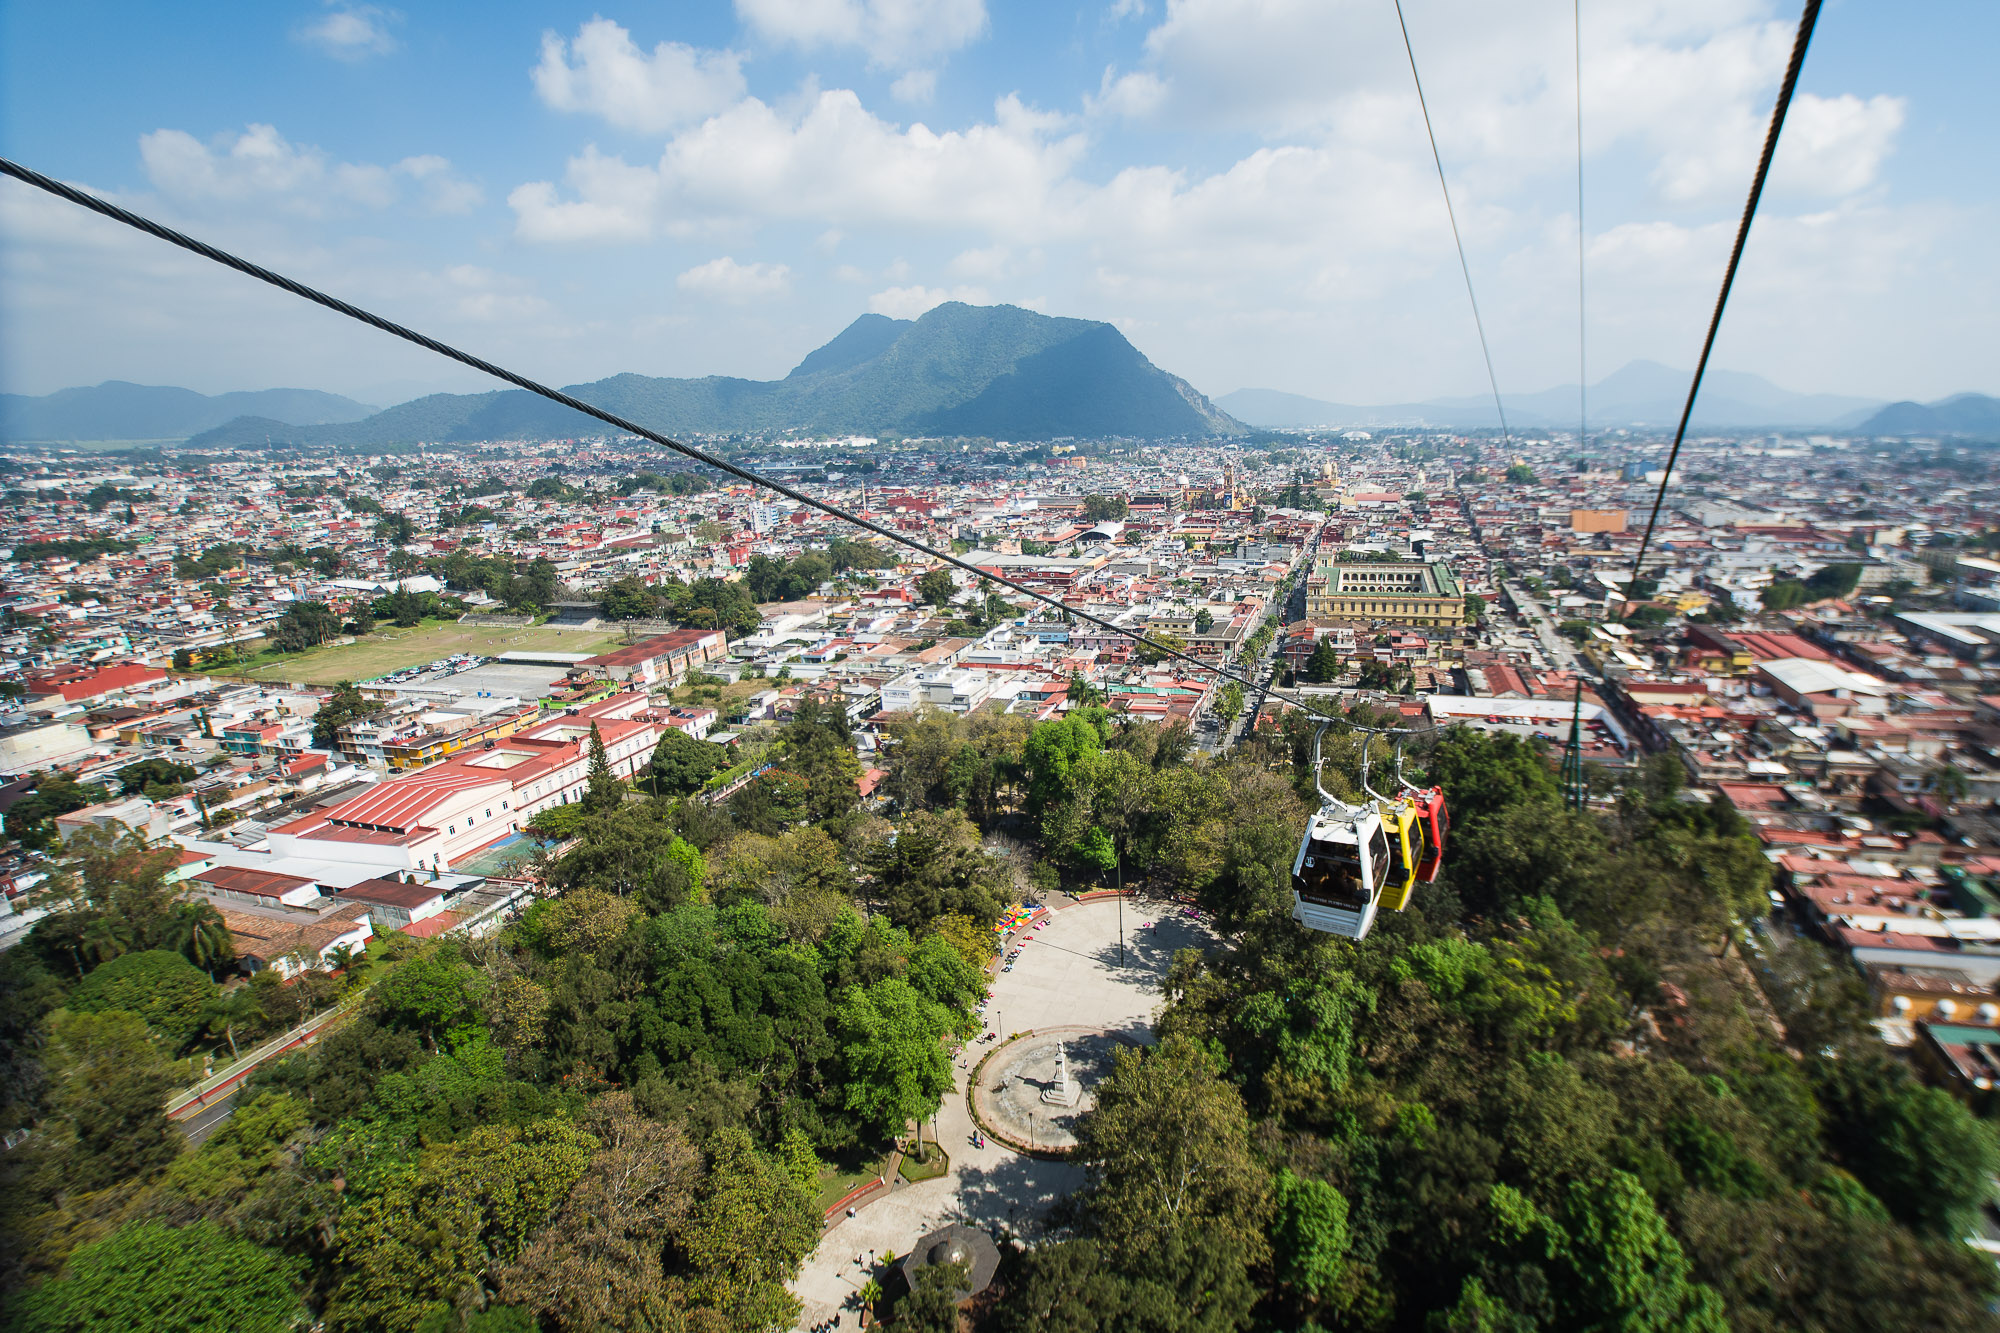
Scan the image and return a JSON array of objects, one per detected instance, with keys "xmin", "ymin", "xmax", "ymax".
[
  {"xmin": 194, "ymin": 865, "xmax": 316, "ymax": 898},
  {"xmin": 582, "ymin": 629, "xmax": 722, "ymax": 669},
  {"xmin": 399, "ymin": 910, "xmax": 463, "ymax": 939},
  {"xmin": 30, "ymin": 662, "xmax": 167, "ymax": 702},
  {"xmin": 339, "ymin": 877, "xmax": 446, "ymax": 910},
  {"xmin": 303, "ymin": 769, "xmax": 507, "ymax": 834}
]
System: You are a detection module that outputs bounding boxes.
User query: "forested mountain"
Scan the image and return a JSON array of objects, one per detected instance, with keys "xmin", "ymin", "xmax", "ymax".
[
  {"xmin": 1859, "ymin": 392, "xmax": 2000, "ymax": 437},
  {"xmin": 183, "ymin": 304, "xmax": 1242, "ymax": 448},
  {"xmin": 0, "ymin": 382, "xmax": 379, "ymax": 442},
  {"xmin": 3, "ymin": 691, "xmax": 1991, "ymax": 1332}
]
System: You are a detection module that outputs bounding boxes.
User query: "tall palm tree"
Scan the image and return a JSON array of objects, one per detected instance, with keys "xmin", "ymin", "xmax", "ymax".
[
  {"xmin": 80, "ymin": 913, "xmax": 133, "ymax": 966},
  {"xmin": 165, "ymin": 900, "xmax": 235, "ymax": 973},
  {"xmin": 324, "ymin": 943, "xmax": 361, "ymax": 984},
  {"xmin": 204, "ymin": 988, "xmax": 257, "ymax": 1061}
]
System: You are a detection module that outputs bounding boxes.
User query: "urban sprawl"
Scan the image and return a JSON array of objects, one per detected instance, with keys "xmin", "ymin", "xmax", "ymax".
[{"xmin": 5, "ymin": 423, "xmax": 2000, "ymax": 1099}]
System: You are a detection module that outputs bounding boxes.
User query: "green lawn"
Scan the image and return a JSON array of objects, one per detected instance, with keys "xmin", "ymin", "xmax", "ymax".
[
  {"xmin": 236, "ymin": 621, "xmax": 630, "ymax": 685},
  {"xmin": 897, "ymin": 1147, "xmax": 949, "ymax": 1183},
  {"xmin": 815, "ymin": 1147, "xmax": 896, "ymax": 1212}
]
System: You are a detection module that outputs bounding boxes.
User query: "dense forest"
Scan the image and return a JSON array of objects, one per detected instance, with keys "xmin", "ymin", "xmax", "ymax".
[{"xmin": 2, "ymin": 693, "xmax": 1996, "ymax": 1331}]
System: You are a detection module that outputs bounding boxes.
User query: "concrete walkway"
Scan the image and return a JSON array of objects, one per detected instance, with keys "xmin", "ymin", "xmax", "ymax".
[{"xmin": 786, "ymin": 898, "xmax": 1217, "ymax": 1331}]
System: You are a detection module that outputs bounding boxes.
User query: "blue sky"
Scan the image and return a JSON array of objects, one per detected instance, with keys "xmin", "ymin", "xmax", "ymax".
[{"xmin": 3, "ymin": 1, "xmax": 1995, "ymax": 409}]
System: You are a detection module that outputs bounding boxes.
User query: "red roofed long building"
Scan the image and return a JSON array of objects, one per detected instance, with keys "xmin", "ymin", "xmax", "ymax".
[
  {"xmin": 26, "ymin": 661, "xmax": 167, "ymax": 705},
  {"xmin": 269, "ymin": 693, "xmax": 663, "ymax": 875},
  {"xmin": 581, "ymin": 628, "xmax": 728, "ymax": 686}
]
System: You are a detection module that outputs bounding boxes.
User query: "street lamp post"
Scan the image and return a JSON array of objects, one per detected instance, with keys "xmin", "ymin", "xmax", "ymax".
[{"xmin": 1115, "ymin": 839, "xmax": 1124, "ymax": 969}]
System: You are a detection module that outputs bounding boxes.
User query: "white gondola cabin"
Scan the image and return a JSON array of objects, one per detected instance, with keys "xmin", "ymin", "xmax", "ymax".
[{"xmin": 1291, "ymin": 802, "xmax": 1391, "ymax": 939}]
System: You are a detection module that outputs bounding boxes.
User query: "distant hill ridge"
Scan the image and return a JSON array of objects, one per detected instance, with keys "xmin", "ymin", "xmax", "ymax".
[
  {"xmin": 175, "ymin": 303, "xmax": 1241, "ymax": 448},
  {"xmin": 1857, "ymin": 393, "xmax": 2000, "ymax": 438},
  {"xmin": 1220, "ymin": 361, "xmax": 1893, "ymax": 431},
  {"xmin": 0, "ymin": 382, "xmax": 380, "ymax": 442}
]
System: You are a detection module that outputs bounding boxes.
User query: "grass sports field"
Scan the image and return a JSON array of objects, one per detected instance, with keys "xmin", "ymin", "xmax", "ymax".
[{"xmin": 239, "ymin": 622, "xmax": 629, "ymax": 685}]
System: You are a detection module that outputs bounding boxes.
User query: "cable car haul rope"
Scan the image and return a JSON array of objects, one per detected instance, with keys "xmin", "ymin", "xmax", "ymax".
[
  {"xmin": 0, "ymin": 154, "xmax": 1331, "ymax": 723},
  {"xmin": 0, "ymin": 0, "xmax": 1821, "ymax": 942}
]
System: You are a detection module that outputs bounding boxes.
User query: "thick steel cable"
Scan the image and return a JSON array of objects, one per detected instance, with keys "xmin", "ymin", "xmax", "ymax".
[
  {"xmin": 1628, "ymin": 0, "xmax": 1822, "ymax": 585},
  {"xmin": 1574, "ymin": 0, "xmax": 1588, "ymax": 467},
  {"xmin": 1393, "ymin": 0, "xmax": 1510, "ymax": 451},
  {"xmin": 0, "ymin": 154, "xmax": 1352, "ymax": 724}
]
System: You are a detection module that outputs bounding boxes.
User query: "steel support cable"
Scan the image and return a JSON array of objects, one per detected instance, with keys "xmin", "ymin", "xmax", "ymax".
[
  {"xmin": 1574, "ymin": 0, "xmax": 1588, "ymax": 467},
  {"xmin": 0, "ymin": 154, "xmax": 1354, "ymax": 724},
  {"xmin": 1393, "ymin": 0, "xmax": 1511, "ymax": 451},
  {"xmin": 1628, "ymin": 0, "xmax": 1822, "ymax": 585}
]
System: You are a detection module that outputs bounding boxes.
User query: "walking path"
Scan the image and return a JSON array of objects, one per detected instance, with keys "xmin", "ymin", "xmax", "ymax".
[{"xmin": 786, "ymin": 896, "xmax": 1217, "ymax": 1331}]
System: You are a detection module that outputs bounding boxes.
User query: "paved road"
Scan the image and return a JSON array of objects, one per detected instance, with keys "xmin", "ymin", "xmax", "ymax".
[
  {"xmin": 1503, "ymin": 580, "xmax": 1584, "ymax": 673},
  {"xmin": 179, "ymin": 1086, "xmax": 245, "ymax": 1146}
]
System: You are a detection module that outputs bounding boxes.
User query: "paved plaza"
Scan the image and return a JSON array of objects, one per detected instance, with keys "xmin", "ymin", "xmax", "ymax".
[
  {"xmin": 981, "ymin": 894, "xmax": 1214, "ymax": 1041},
  {"xmin": 786, "ymin": 897, "xmax": 1217, "ymax": 1331}
]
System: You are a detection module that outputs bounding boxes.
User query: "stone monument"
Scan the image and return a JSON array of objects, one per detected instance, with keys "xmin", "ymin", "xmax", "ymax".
[{"xmin": 1040, "ymin": 1040, "xmax": 1083, "ymax": 1108}]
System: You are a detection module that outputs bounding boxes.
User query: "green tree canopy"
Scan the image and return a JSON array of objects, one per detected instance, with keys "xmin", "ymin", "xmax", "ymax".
[
  {"xmin": 541, "ymin": 806, "xmax": 708, "ymax": 914},
  {"xmin": 269, "ymin": 600, "xmax": 342, "ymax": 653},
  {"xmin": 918, "ymin": 568, "xmax": 956, "ymax": 607},
  {"xmin": 1082, "ymin": 495, "xmax": 1129, "ymax": 521},
  {"xmin": 1073, "ymin": 1035, "xmax": 1273, "ymax": 1263},
  {"xmin": 312, "ymin": 681, "xmax": 374, "ymax": 748},
  {"xmin": 36, "ymin": 1008, "xmax": 183, "ymax": 1191},
  {"xmin": 1304, "ymin": 636, "xmax": 1343, "ymax": 682},
  {"xmin": 648, "ymin": 728, "xmax": 725, "ymax": 797},
  {"xmin": 1022, "ymin": 715, "xmax": 1101, "ymax": 817},
  {"xmin": 863, "ymin": 810, "xmax": 1008, "ymax": 932},
  {"xmin": 581, "ymin": 722, "xmax": 622, "ymax": 814},
  {"xmin": 331, "ymin": 1118, "xmax": 599, "ymax": 1332},
  {"xmin": 837, "ymin": 977, "xmax": 956, "ymax": 1139},
  {"xmin": 7, "ymin": 1220, "xmax": 303, "ymax": 1333},
  {"xmin": 67, "ymin": 949, "xmax": 216, "ymax": 1048}
]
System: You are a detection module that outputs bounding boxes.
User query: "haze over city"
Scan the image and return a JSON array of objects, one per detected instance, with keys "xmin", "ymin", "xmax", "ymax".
[{"xmin": 4, "ymin": 1, "xmax": 1998, "ymax": 407}]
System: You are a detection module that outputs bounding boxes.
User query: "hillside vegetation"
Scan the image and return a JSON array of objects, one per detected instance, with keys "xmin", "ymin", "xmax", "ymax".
[{"xmin": 3, "ymin": 704, "xmax": 1992, "ymax": 1332}]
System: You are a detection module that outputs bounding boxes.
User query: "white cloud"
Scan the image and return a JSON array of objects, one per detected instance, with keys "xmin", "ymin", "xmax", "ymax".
[
  {"xmin": 891, "ymin": 69, "xmax": 938, "ymax": 104},
  {"xmin": 436, "ymin": 264, "xmax": 552, "ymax": 322},
  {"xmin": 137, "ymin": 124, "xmax": 479, "ymax": 218},
  {"xmin": 1088, "ymin": 67, "xmax": 1168, "ymax": 121},
  {"xmin": 508, "ymin": 147, "xmax": 668, "ymax": 243},
  {"xmin": 0, "ymin": 173, "xmax": 554, "ymax": 398},
  {"xmin": 509, "ymin": 91, "xmax": 1085, "ymax": 242},
  {"xmin": 532, "ymin": 18, "xmax": 747, "ymax": 134},
  {"xmin": 676, "ymin": 256, "xmax": 794, "ymax": 300},
  {"xmin": 6, "ymin": 2, "xmax": 1977, "ymax": 410},
  {"xmin": 868, "ymin": 284, "xmax": 989, "ymax": 318},
  {"xmin": 394, "ymin": 155, "xmax": 484, "ymax": 214},
  {"xmin": 948, "ymin": 245, "xmax": 1011, "ymax": 279},
  {"xmin": 736, "ymin": 0, "xmax": 988, "ymax": 68},
  {"xmin": 140, "ymin": 124, "xmax": 394, "ymax": 212},
  {"xmin": 1121, "ymin": 0, "xmax": 1849, "ymax": 207},
  {"xmin": 299, "ymin": 4, "xmax": 400, "ymax": 61},
  {"xmin": 1770, "ymin": 93, "xmax": 1906, "ymax": 198}
]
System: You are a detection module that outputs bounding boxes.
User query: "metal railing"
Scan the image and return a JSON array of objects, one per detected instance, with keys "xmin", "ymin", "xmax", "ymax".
[{"xmin": 165, "ymin": 985, "xmax": 370, "ymax": 1118}]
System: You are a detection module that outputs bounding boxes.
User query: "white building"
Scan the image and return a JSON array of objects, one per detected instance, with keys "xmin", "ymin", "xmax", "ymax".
[{"xmin": 268, "ymin": 693, "xmax": 663, "ymax": 874}]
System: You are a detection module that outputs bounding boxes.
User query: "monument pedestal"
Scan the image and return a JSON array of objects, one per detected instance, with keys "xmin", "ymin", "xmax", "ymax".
[{"xmin": 1040, "ymin": 1040, "xmax": 1083, "ymax": 1108}]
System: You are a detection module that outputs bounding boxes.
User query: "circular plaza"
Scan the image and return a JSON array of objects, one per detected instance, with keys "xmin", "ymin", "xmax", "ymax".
[{"xmin": 785, "ymin": 895, "xmax": 1217, "ymax": 1331}]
